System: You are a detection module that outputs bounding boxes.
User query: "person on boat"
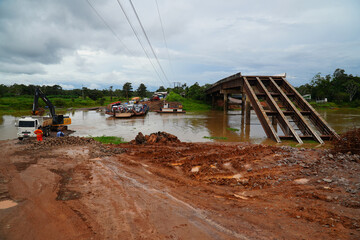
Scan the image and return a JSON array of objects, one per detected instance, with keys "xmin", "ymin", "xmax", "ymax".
[{"xmin": 34, "ymin": 127, "xmax": 43, "ymax": 141}]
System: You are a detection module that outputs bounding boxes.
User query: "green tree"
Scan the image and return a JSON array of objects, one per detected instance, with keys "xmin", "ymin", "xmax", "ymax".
[
  {"xmin": 0, "ymin": 84, "xmax": 8, "ymax": 97},
  {"xmin": 109, "ymin": 86, "xmax": 113, "ymax": 101},
  {"xmin": 136, "ymin": 83, "xmax": 147, "ymax": 98},
  {"xmin": 297, "ymin": 69, "xmax": 360, "ymax": 105},
  {"xmin": 187, "ymin": 82, "xmax": 206, "ymax": 100},
  {"xmin": 122, "ymin": 82, "xmax": 133, "ymax": 99},
  {"xmin": 87, "ymin": 89, "xmax": 103, "ymax": 101},
  {"xmin": 345, "ymin": 80, "xmax": 359, "ymax": 102},
  {"xmin": 156, "ymin": 86, "xmax": 166, "ymax": 92},
  {"xmin": 114, "ymin": 89, "xmax": 122, "ymax": 99}
]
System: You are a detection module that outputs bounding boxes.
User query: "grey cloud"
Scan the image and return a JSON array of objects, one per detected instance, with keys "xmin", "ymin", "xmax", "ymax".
[
  {"xmin": 0, "ymin": 0, "xmax": 359, "ymax": 89},
  {"xmin": 0, "ymin": 62, "xmax": 46, "ymax": 75}
]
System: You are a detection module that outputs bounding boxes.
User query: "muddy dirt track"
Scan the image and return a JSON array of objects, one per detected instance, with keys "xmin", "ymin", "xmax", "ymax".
[{"xmin": 0, "ymin": 135, "xmax": 359, "ymax": 240}]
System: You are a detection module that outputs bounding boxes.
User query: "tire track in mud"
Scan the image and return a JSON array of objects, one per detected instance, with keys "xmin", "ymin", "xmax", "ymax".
[{"xmin": 99, "ymin": 159, "xmax": 251, "ymax": 240}]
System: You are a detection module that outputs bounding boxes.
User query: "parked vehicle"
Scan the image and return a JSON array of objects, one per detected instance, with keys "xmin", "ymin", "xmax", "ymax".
[
  {"xmin": 16, "ymin": 116, "xmax": 52, "ymax": 140},
  {"xmin": 151, "ymin": 95, "xmax": 160, "ymax": 101},
  {"xmin": 16, "ymin": 87, "xmax": 72, "ymax": 140}
]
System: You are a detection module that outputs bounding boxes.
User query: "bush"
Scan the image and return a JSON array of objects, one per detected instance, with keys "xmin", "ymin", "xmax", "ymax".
[
  {"xmin": 165, "ymin": 92, "xmax": 210, "ymax": 111},
  {"xmin": 166, "ymin": 92, "xmax": 185, "ymax": 102},
  {"xmin": 53, "ymin": 98, "xmax": 67, "ymax": 108}
]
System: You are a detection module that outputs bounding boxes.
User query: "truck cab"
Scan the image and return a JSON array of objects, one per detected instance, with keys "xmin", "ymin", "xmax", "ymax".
[{"xmin": 16, "ymin": 116, "xmax": 51, "ymax": 140}]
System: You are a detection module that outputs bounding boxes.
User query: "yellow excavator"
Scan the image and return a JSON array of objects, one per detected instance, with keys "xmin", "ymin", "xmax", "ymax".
[
  {"xmin": 16, "ymin": 87, "xmax": 71, "ymax": 140},
  {"xmin": 32, "ymin": 87, "xmax": 71, "ymax": 129}
]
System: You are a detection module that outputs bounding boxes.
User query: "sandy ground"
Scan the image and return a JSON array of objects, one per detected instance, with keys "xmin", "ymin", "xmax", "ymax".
[{"xmin": 0, "ymin": 136, "xmax": 359, "ymax": 240}]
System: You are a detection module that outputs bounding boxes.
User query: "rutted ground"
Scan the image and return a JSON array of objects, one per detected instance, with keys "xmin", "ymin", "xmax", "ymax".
[{"xmin": 0, "ymin": 135, "xmax": 359, "ymax": 240}]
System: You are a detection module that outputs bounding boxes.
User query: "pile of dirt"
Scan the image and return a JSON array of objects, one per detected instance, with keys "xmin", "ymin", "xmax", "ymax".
[
  {"xmin": 28, "ymin": 136, "xmax": 98, "ymax": 150},
  {"xmin": 332, "ymin": 128, "xmax": 360, "ymax": 154},
  {"xmin": 130, "ymin": 131, "xmax": 181, "ymax": 145},
  {"xmin": 143, "ymin": 101, "xmax": 183, "ymax": 111}
]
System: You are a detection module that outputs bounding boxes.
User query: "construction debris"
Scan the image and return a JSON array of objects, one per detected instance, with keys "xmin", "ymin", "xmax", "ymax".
[
  {"xmin": 28, "ymin": 136, "xmax": 97, "ymax": 149},
  {"xmin": 332, "ymin": 127, "xmax": 360, "ymax": 154},
  {"xmin": 130, "ymin": 131, "xmax": 181, "ymax": 145}
]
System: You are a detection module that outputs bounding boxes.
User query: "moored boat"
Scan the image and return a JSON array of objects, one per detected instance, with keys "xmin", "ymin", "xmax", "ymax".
[
  {"xmin": 133, "ymin": 104, "xmax": 149, "ymax": 116},
  {"xmin": 155, "ymin": 102, "xmax": 185, "ymax": 113}
]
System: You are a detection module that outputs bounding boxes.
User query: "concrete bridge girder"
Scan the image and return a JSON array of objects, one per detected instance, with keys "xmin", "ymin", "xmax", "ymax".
[{"xmin": 205, "ymin": 73, "xmax": 339, "ymax": 143}]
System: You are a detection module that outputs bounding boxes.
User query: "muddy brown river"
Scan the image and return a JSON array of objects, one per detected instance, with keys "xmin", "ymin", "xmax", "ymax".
[{"xmin": 1, "ymin": 108, "xmax": 359, "ymax": 143}]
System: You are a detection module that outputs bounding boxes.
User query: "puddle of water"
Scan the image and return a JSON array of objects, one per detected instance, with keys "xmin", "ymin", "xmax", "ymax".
[
  {"xmin": 66, "ymin": 148, "xmax": 89, "ymax": 157},
  {"xmin": 0, "ymin": 200, "xmax": 18, "ymax": 209},
  {"xmin": 1, "ymin": 108, "xmax": 359, "ymax": 143}
]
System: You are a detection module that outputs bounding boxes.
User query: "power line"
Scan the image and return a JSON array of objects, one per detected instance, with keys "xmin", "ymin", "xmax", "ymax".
[
  {"xmin": 85, "ymin": 0, "xmax": 133, "ymax": 56},
  {"xmin": 127, "ymin": 0, "xmax": 171, "ymax": 87},
  {"xmin": 115, "ymin": 0, "xmax": 167, "ymax": 87},
  {"xmin": 155, "ymin": 0, "xmax": 174, "ymax": 76}
]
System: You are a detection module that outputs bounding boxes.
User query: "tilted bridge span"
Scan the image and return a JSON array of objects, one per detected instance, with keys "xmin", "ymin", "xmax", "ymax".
[{"xmin": 205, "ymin": 73, "xmax": 339, "ymax": 144}]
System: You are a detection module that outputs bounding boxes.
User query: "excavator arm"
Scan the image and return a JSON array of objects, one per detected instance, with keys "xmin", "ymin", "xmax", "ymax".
[
  {"xmin": 32, "ymin": 87, "xmax": 67, "ymax": 125},
  {"xmin": 32, "ymin": 87, "xmax": 56, "ymax": 117}
]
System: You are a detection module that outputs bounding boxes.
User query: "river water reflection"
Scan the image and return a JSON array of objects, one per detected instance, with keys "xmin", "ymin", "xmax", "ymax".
[{"xmin": 1, "ymin": 108, "xmax": 359, "ymax": 143}]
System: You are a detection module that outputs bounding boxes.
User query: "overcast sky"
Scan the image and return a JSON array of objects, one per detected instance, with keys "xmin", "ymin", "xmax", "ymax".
[{"xmin": 0, "ymin": 0, "xmax": 359, "ymax": 91}]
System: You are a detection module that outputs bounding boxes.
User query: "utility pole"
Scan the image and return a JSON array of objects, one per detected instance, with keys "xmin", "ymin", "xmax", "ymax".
[
  {"xmin": 173, "ymin": 82, "xmax": 181, "ymax": 88},
  {"xmin": 82, "ymin": 84, "xmax": 85, "ymax": 100}
]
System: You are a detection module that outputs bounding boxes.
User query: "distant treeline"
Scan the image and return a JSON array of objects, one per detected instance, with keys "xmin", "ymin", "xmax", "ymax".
[
  {"xmin": 296, "ymin": 69, "xmax": 360, "ymax": 107},
  {"xmin": 0, "ymin": 81, "xmax": 211, "ymax": 102}
]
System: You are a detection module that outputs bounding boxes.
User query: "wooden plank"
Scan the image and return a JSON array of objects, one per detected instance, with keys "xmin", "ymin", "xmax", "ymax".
[
  {"xmin": 265, "ymin": 110, "xmax": 311, "ymax": 116},
  {"xmin": 269, "ymin": 77, "xmax": 324, "ymax": 144},
  {"xmin": 281, "ymin": 77, "xmax": 339, "ymax": 140},
  {"xmin": 243, "ymin": 77, "xmax": 281, "ymax": 143},
  {"xmin": 256, "ymin": 77, "xmax": 303, "ymax": 143}
]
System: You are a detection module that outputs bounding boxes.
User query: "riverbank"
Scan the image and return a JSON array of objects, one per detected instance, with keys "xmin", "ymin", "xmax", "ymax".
[
  {"xmin": 0, "ymin": 135, "xmax": 359, "ymax": 239},
  {"xmin": 310, "ymin": 101, "xmax": 360, "ymax": 110}
]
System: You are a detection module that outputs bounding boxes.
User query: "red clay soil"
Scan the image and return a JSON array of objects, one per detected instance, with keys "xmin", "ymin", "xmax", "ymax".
[{"xmin": 0, "ymin": 135, "xmax": 359, "ymax": 240}]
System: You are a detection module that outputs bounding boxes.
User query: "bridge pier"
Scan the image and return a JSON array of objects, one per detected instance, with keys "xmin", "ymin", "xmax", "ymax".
[
  {"xmin": 245, "ymin": 93, "xmax": 251, "ymax": 125},
  {"xmin": 211, "ymin": 94, "xmax": 215, "ymax": 109},
  {"xmin": 223, "ymin": 93, "xmax": 228, "ymax": 112},
  {"xmin": 241, "ymin": 93, "xmax": 245, "ymax": 115}
]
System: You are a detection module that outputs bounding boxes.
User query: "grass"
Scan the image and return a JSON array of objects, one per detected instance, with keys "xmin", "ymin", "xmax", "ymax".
[
  {"xmin": 309, "ymin": 101, "xmax": 339, "ymax": 109},
  {"xmin": 280, "ymin": 139, "xmax": 330, "ymax": 149},
  {"xmin": 203, "ymin": 136, "xmax": 228, "ymax": 140},
  {"xmin": 0, "ymin": 95, "xmax": 126, "ymax": 115},
  {"xmin": 92, "ymin": 136, "xmax": 127, "ymax": 144},
  {"xmin": 227, "ymin": 127, "xmax": 239, "ymax": 132},
  {"xmin": 166, "ymin": 92, "xmax": 211, "ymax": 111}
]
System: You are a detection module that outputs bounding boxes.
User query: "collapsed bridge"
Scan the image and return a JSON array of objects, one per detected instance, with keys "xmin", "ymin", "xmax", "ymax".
[{"xmin": 205, "ymin": 73, "xmax": 339, "ymax": 144}]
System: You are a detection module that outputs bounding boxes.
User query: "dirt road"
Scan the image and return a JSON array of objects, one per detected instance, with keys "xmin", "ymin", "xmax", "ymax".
[{"xmin": 0, "ymin": 136, "xmax": 359, "ymax": 239}]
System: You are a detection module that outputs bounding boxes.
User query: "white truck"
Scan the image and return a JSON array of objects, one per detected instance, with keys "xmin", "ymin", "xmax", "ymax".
[
  {"xmin": 15, "ymin": 116, "xmax": 52, "ymax": 140},
  {"xmin": 15, "ymin": 87, "xmax": 72, "ymax": 140}
]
